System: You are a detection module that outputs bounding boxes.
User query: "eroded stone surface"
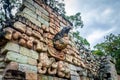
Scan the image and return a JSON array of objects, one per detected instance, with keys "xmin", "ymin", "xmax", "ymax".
[{"xmin": 0, "ymin": 0, "xmax": 118, "ymax": 80}]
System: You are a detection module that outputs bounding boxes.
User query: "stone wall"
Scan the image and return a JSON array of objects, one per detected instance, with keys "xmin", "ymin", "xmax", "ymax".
[{"xmin": 0, "ymin": 0, "xmax": 118, "ymax": 80}]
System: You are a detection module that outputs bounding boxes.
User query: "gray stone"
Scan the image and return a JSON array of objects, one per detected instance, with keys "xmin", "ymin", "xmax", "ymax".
[
  {"xmin": 0, "ymin": 57, "xmax": 4, "ymax": 62},
  {"xmin": 24, "ymin": 0, "xmax": 34, "ymax": 5},
  {"xmin": 0, "ymin": 62, "xmax": 5, "ymax": 68},
  {"xmin": 0, "ymin": 75, "xmax": 3, "ymax": 80},
  {"xmin": 80, "ymin": 76, "xmax": 86, "ymax": 80},
  {"xmin": 79, "ymin": 70, "xmax": 87, "ymax": 77},
  {"xmin": 20, "ymin": 46, "xmax": 30, "ymax": 58},
  {"xmin": 18, "ymin": 63, "xmax": 37, "ymax": 73},
  {"xmin": 23, "ymin": 0, "xmax": 35, "ymax": 12},
  {"xmin": 22, "ymin": 8, "xmax": 37, "ymax": 19},
  {"xmin": 20, "ymin": 13, "xmax": 41, "ymax": 27},
  {"xmin": 76, "ymin": 66, "xmax": 83, "ymax": 71},
  {"xmin": 60, "ymin": 22, "xmax": 66, "ymax": 27},
  {"xmin": 48, "ymin": 76, "xmax": 53, "ymax": 80},
  {"xmin": 69, "ymin": 64, "xmax": 76, "ymax": 71},
  {"xmin": 41, "ymin": 75, "xmax": 48, "ymax": 80},
  {"xmin": 1, "ymin": 42, "xmax": 19, "ymax": 54},
  {"xmin": 27, "ymin": 57, "xmax": 37, "ymax": 66},
  {"xmin": 30, "ymin": 50, "xmax": 39, "ymax": 60},
  {"xmin": 37, "ymin": 16, "xmax": 49, "ymax": 27},
  {"xmin": 71, "ymin": 76, "xmax": 80, "ymax": 80},
  {"xmin": 34, "ymin": 3, "xmax": 49, "ymax": 16},
  {"xmin": 70, "ymin": 70, "xmax": 79, "ymax": 76},
  {"xmin": 41, "ymin": 13, "xmax": 49, "ymax": 22},
  {"xmin": 6, "ymin": 51, "xmax": 28, "ymax": 64}
]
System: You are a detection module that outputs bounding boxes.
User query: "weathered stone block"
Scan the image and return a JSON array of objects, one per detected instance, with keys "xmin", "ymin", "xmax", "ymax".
[
  {"xmin": 27, "ymin": 57, "xmax": 37, "ymax": 66},
  {"xmin": 52, "ymin": 12, "xmax": 57, "ymax": 18},
  {"xmin": 25, "ymin": 72, "xmax": 37, "ymax": 80},
  {"xmin": 19, "ymin": 38, "xmax": 27, "ymax": 47},
  {"xmin": 71, "ymin": 76, "xmax": 80, "ymax": 80},
  {"xmin": 80, "ymin": 76, "xmax": 87, "ymax": 80},
  {"xmin": 34, "ymin": 3, "xmax": 49, "ymax": 16},
  {"xmin": 23, "ymin": 8, "xmax": 37, "ymax": 19},
  {"xmin": 32, "ymin": 30, "xmax": 42, "ymax": 39},
  {"xmin": 12, "ymin": 31, "xmax": 21, "ymax": 40},
  {"xmin": 41, "ymin": 13, "xmax": 49, "ymax": 22},
  {"xmin": 20, "ymin": 46, "xmax": 30, "ymax": 57},
  {"xmin": 49, "ymin": 27, "xmax": 55, "ymax": 35},
  {"xmin": 20, "ymin": 13, "xmax": 41, "ymax": 27},
  {"xmin": 36, "ymin": 9, "xmax": 42, "ymax": 16},
  {"xmin": 23, "ymin": 0, "xmax": 35, "ymax": 12},
  {"xmin": 50, "ymin": 18, "xmax": 54, "ymax": 23},
  {"xmin": 49, "ymin": 22, "xmax": 55, "ymax": 28},
  {"xmin": 1, "ymin": 42, "xmax": 19, "ymax": 54},
  {"xmin": 36, "ymin": 41, "xmax": 43, "ymax": 52},
  {"xmin": 46, "ymin": 5, "xmax": 52, "ymax": 13},
  {"xmin": 0, "ymin": 75, "xmax": 3, "ymax": 80},
  {"xmin": 62, "ymin": 19, "xmax": 67, "ymax": 25},
  {"xmin": 60, "ymin": 22, "xmax": 66, "ymax": 27},
  {"xmin": 0, "ymin": 62, "xmax": 5, "ymax": 68},
  {"xmin": 38, "ymin": 16, "xmax": 49, "ymax": 27},
  {"xmin": 70, "ymin": 71, "xmax": 79, "ymax": 76},
  {"xmin": 53, "ymin": 77, "xmax": 59, "ymax": 80},
  {"xmin": 18, "ymin": 63, "xmax": 37, "ymax": 73},
  {"xmin": 48, "ymin": 76, "xmax": 53, "ymax": 80},
  {"xmin": 69, "ymin": 64, "xmax": 77, "ymax": 71},
  {"xmin": 41, "ymin": 75, "xmax": 48, "ymax": 80},
  {"xmin": 48, "ymin": 39, "xmax": 53, "ymax": 47},
  {"xmin": 65, "ymin": 54, "xmax": 73, "ymax": 63},
  {"xmin": 26, "ymin": 27, "xmax": 32, "ymax": 36},
  {"xmin": 3, "ymin": 27, "xmax": 14, "ymax": 40},
  {"xmin": 76, "ymin": 66, "xmax": 83, "ymax": 71},
  {"xmin": 14, "ymin": 21, "xmax": 26, "ymax": 33},
  {"xmin": 23, "ymin": 0, "xmax": 34, "ymax": 5},
  {"xmin": 0, "ymin": 56, "xmax": 4, "ymax": 62},
  {"xmin": 0, "ymin": 69, "xmax": 4, "ymax": 73},
  {"xmin": 30, "ymin": 50, "xmax": 39, "ymax": 60},
  {"xmin": 5, "ymin": 62, "xmax": 18, "ymax": 70},
  {"xmin": 58, "ymin": 16, "xmax": 62, "ymax": 21},
  {"xmin": 6, "ymin": 51, "xmax": 27, "ymax": 64},
  {"xmin": 55, "ymin": 21, "xmax": 60, "ymax": 27}
]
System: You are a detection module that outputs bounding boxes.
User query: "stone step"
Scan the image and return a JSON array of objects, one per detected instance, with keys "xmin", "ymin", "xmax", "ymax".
[
  {"xmin": 18, "ymin": 63, "xmax": 37, "ymax": 73},
  {"xmin": 6, "ymin": 51, "xmax": 37, "ymax": 66},
  {"xmin": 1, "ymin": 42, "xmax": 20, "ymax": 54}
]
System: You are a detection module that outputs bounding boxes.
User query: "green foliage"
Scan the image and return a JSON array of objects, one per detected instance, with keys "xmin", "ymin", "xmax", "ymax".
[
  {"xmin": 0, "ymin": 0, "xmax": 21, "ymax": 21},
  {"xmin": 72, "ymin": 31, "xmax": 90, "ymax": 47},
  {"xmin": 92, "ymin": 50, "xmax": 104, "ymax": 56},
  {"xmin": 47, "ymin": 0, "xmax": 66, "ymax": 15},
  {"xmin": 48, "ymin": 0, "xmax": 88, "ymax": 48},
  {"xmin": 64, "ymin": 12, "xmax": 87, "ymax": 47},
  {"xmin": 65, "ymin": 13, "xmax": 84, "ymax": 28},
  {"xmin": 94, "ymin": 33, "xmax": 120, "ymax": 74}
]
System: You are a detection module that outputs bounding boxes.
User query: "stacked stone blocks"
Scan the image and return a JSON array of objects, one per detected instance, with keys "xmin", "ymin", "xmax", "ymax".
[{"xmin": 0, "ymin": 0, "xmax": 118, "ymax": 80}]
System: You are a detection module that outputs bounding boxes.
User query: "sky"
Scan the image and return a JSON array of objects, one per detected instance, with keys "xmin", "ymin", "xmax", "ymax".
[{"xmin": 64, "ymin": 0, "xmax": 120, "ymax": 49}]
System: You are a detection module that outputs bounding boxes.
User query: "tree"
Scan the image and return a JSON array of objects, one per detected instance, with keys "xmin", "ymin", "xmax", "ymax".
[
  {"xmin": 0, "ymin": 0, "xmax": 21, "ymax": 27},
  {"xmin": 45, "ymin": 0, "xmax": 66, "ymax": 15},
  {"xmin": 65, "ymin": 13, "xmax": 90, "ymax": 48},
  {"xmin": 93, "ymin": 33, "xmax": 120, "ymax": 74},
  {"xmin": 0, "ymin": 0, "xmax": 21, "ymax": 18},
  {"xmin": 72, "ymin": 31, "xmax": 90, "ymax": 47},
  {"xmin": 65, "ymin": 13, "xmax": 84, "ymax": 28}
]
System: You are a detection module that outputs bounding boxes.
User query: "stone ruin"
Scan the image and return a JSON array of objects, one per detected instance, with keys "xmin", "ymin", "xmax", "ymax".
[{"xmin": 0, "ymin": 0, "xmax": 118, "ymax": 80}]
